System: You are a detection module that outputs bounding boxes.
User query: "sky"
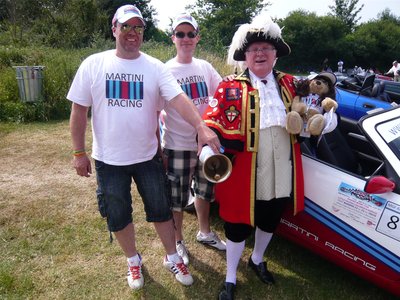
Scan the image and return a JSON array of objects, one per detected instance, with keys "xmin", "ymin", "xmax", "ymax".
[{"xmin": 149, "ymin": 0, "xmax": 398, "ymax": 30}]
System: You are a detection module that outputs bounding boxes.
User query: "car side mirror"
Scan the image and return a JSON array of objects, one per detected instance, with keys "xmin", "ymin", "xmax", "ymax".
[{"xmin": 364, "ymin": 176, "xmax": 395, "ymax": 194}]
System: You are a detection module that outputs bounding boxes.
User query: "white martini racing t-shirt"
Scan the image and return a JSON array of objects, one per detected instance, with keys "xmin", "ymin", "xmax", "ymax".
[
  {"xmin": 67, "ymin": 50, "xmax": 182, "ymax": 165},
  {"xmin": 161, "ymin": 57, "xmax": 221, "ymax": 151}
]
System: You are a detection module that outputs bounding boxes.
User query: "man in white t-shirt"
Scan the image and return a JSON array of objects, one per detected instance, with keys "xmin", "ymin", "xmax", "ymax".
[
  {"xmin": 385, "ymin": 60, "xmax": 400, "ymax": 82},
  {"xmin": 67, "ymin": 5, "xmax": 221, "ymax": 291},
  {"xmin": 160, "ymin": 13, "xmax": 226, "ymax": 266}
]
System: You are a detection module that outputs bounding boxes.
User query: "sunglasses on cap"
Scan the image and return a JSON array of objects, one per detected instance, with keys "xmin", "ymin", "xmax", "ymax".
[
  {"xmin": 119, "ymin": 23, "xmax": 145, "ymax": 34},
  {"xmin": 174, "ymin": 31, "xmax": 198, "ymax": 39}
]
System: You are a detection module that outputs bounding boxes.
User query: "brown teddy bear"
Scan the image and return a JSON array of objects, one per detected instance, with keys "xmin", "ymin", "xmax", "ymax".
[{"xmin": 286, "ymin": 71, "xmax": 338, "ymax": 136}]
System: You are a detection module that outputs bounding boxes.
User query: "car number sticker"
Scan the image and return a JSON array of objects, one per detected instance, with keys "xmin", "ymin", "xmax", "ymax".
[
  {"xmin": 333, "ymin": 182, "xmax": 386, "ymax": 229},
  {"xmin": 376, "ymin": 201, "xmax": 400, "ymax": 242}
]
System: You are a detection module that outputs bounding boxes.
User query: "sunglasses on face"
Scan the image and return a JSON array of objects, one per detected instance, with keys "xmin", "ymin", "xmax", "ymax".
[
  {"xmin": 174, "ymin": 31, "xmax": 198, "ymax": 39},
  {"xmin": 119, "ymin": 24, "xmax": 145, "ymax": 35}
]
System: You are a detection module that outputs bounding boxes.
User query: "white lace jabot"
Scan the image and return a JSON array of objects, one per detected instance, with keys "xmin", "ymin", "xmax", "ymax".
[{"xmin": 249, "ymin": 71, "xmax": 286, "ymax": 129}]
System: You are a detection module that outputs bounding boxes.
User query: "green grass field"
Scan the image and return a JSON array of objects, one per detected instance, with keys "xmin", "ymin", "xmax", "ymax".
[{"xmin": 0, "ymin": 121, "xmax": 396, "ymax": 299}]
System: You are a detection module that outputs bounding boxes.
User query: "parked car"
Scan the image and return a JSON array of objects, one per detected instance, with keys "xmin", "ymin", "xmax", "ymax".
[
  {"xmin": 377, "ymin": 78, "xmax": 400, "ymax": 101},
  {"xmin": 276, "ymin": 106, "xmax": 400, "ymax": 297},
  {"xmin": 335, "ymin": 85, "xmax": 394, "ymax": 120},
  {"xmin": 335, "ymin": 73, "xmax": 399, "ymax": 120}
]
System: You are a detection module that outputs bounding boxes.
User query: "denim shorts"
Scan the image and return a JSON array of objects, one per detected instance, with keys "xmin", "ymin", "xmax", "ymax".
[
  {"xmin": 163, "ymin": 148, "xmax": 215, "ymax": 211},
  {"xmin": 95, "ymin": 155, "xmax": 172, "ymax": 232}
]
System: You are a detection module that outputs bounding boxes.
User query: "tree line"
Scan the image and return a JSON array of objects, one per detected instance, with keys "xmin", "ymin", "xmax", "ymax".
[{"xmin": 0, "ymin": 0, "xmax": 399, "ymax": 72}]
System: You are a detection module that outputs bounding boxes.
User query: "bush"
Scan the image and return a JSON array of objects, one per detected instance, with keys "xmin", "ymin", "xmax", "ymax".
[
  {"xmin": 0, "ymin": 47, "xmax": 25, "ymax": 67},
  {"xmin": 0, "ymin": 102, "xmax": 26, "ymax": 122},
  {"xmin": 0, "ymin": 100, "xmax": 52, "ymax": 122},
  {"xmin": 0, "ymin": 67, "xmax": 19, "ymax": 103}
]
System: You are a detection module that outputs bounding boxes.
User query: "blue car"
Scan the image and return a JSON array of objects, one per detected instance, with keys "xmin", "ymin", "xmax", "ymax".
[
  {"xmin": 335, "ymin": 86, "xmax": 393, "ymax": 120},
  {"xmin": 335, "ymin": 74, "xmax": 398, "ymax": 120}
]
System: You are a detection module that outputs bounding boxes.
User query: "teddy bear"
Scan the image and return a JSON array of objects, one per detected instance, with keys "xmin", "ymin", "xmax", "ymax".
[{"xmin": 286, "ymin": 71, "xmax": 338, "ymax": 137}]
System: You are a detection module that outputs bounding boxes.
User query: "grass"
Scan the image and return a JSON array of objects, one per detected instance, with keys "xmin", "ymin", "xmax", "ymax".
[{"xmin": 0, "ymin": 121, "xmax": 397, "ymax": 300}]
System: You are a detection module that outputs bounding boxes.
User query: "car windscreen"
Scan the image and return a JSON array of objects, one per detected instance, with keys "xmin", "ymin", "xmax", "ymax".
[{"xmin": 376, "ymin": 117, "xmax": 400, "ymax": 160}]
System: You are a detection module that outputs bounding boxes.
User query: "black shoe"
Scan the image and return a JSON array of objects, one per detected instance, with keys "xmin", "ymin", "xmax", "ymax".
[
  {"xmin": 218, "ymin": 282, "xmax": 235, "ymax": 300},
  {"xmin": 248, "ymin": 257, "xmax": 275, "ymax": 284}
]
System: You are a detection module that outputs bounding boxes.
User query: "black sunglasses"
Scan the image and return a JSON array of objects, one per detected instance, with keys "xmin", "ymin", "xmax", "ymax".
[{"xmin": 174, "ymin": 31, "xmax": 198, "ymax": 39}]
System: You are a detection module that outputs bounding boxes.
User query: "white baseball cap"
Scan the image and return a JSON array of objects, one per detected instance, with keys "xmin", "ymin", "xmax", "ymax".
[
  {"xmin": 172, "ymin": 13, "xmax": 199, "ymax": 31},
  {"xmin": 112, "ymin": 5, "xmax": 145, "ymax": 26}
]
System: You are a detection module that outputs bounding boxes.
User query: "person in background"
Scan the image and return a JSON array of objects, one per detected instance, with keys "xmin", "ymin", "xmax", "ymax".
[
  {"xmin": 160, "ymin": 13, "xmax": 226, "ymax": 266},
  {"xmin": 385, "ymin": 60, "xmax": 400, "ymax": 82},
  {"xmin": 337, "ymin": 59, "xmax": 344, "ymax": 73},
  {"xmin": 68, "ymin": 4, "xmax": 221, "ymax": 291},
  {"xmin": 202, "ymin": 15, "xmax": 304, "ymax": 300}
]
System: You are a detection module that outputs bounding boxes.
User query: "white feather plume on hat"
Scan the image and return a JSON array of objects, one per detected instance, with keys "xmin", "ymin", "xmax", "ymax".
[
  {"xmin": 251, "ymin": 14, "xmax": 282, "ymax": 39},
  {"xmin": 227, "ymin": 23, "xmax": 251, "ymax": 66},
  {"xmin": 227, "ymin": 14, "xmax": 290, "ymax": 68}
]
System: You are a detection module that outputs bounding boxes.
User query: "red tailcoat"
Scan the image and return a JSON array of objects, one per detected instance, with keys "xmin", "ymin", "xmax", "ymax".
[{"xmin": 203, "ymin": 70, "xmax": 304, "ymax": 226}]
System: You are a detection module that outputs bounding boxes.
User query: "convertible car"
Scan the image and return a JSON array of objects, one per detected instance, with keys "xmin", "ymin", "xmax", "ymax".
[
  {"xmin": 277, "ymin": 106, "xmax": 400, "ymax": 296},
  {"xmin": 335, "ymin": 73, "xmax": 399, "ymax": 120}
]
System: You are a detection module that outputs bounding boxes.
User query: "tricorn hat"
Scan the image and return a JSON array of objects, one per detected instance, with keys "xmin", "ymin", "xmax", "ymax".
[{"xmin": 228, "ymin": 15, "xmax": 290, "ymax": 64}]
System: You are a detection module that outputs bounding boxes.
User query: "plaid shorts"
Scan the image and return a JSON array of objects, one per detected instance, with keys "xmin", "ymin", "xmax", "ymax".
[{"xmin": 163, "ymin": 148, "xmax": 215, "ymax": 211}]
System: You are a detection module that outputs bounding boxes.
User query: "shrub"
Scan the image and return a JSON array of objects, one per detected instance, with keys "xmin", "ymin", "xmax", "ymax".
[
  {"xmin": 0, "ymin": 67, "xmax": 19, "ymax": 103},
  {"xmin": 0, "ymin": 47, "xmax": 25, "ymax": 67}
]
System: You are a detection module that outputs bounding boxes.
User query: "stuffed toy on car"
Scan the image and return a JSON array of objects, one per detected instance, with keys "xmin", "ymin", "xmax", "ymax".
[{"xmin": 286, "ymin": 71, "xmax": 338, "ymax": 137}]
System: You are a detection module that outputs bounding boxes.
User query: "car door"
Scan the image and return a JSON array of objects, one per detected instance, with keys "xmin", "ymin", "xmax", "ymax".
[
  {"xmin": 277, "ymin": 106, "xmax": 400, "ymax": 297},
  {"xmin": 335, "ymin": 86, "xmax": 392, "ymax": 120}
]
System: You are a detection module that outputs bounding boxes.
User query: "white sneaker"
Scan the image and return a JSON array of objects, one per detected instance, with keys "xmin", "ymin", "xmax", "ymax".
[
  {"xmin": 176, "ymin": 241, "xmax": 189, "ymax": 265},
  {"xmin": 163, "ymin": 256, "xmax": 194, "ymax": 286},
  {"xmin": 127, "ymin": 255, "xmax": 144, "ymax": 289},
  {"xmin": 196, "ymin": 231, "xmax": 226, "ymax": 251}
]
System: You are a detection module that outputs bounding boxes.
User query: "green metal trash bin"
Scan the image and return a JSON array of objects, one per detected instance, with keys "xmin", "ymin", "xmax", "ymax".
[{"xmin": 14, "ymin": 66, "xmax": 45, "ymax": 102}]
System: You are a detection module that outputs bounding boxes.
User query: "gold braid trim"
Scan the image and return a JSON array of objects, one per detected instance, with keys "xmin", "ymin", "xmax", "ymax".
[
  {"xmin": 249, "ymin": 152, "xmax": 257, "ymax": 226},
  {"xmin": 240, "ymin": 81, "xmax": 248, "ymax": 137},
  {"xmin": 241, "ymin": 81, "xmax": 260, "ymax": 152},
  {"xmin": 246, "ymin": 88, "xmax": 260, "ymax": 152},
  {"xmin": 204, "ymin": 119, "xmax": 242, "ymax": 135}
]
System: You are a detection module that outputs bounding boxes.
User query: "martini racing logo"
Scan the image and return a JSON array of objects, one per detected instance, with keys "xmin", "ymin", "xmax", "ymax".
[
  {"xmin": 177, "ymin": 76, "xmax": 209, "ymax": 106},
  {"xmin": 106, "ymin": 73, "xmax": 143, "ymax": 108}
]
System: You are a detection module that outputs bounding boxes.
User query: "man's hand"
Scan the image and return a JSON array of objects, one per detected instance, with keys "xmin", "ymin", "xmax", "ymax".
[
  {"xmin": 72, "ymin": 154, "xmax": 92, "ymax": 177},
  {"xmin": 196, "ymin": 123, "xmax": 221, "ymax": 155}
]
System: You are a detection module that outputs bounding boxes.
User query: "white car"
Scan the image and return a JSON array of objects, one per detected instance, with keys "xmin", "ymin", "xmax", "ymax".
[{"xmin": 277, "ymin": 106, "xmax": 400, "ymax": 297}]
